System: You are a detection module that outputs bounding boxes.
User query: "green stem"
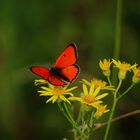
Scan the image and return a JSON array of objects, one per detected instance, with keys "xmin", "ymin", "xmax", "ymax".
[
  {"xmin": 58, "ymin": 102, "xmax": 72, "ymax": 124},
  {"xmin": 58, "ymin": 102, "xmax": 83, "ymax": 139},
  {"xmin": 112, "ymin": 0, "xmax": 122, "ymax": 86},
  {"xmin": 86, "ymin": 110, "xmax": 95, "ymax": 140},
  {"xmin": 63, "ymin": 103, "xmax": 86, "ymax": 140},
  {"xmin": 103, "ymin": 80, "xmax": 122, "ymax": 140},
  {"xmin": 77, "ymin": 106, "xmax": 82, "ymax": 123},
  {"xmin": 73, "ymin": 129, "xmax": 77, "ymax": 140},
  {"xmin": 63, "ymin": 103, "xmax": 75, "ymax": 124},
  {"xmin": 114, "ymin": 0, "xmax": 122, "ymax": 59},
  {"xmin": 107, "ymin": 76, "xmax": 112, "ymax": 86},
  {"xmin": 81, "ymin": 108, "xmax": 85, "ymax": 127},
  {"xmin": 103, "ymin": 97, "xmax": 117, "ymax": 140},
  {"xmin": 117, "ymin": 83, "xmax": 135, "ymax": 100},
  {"xmin": 89, "ymin": 110, "xmax": 95, "ymax": 128}
]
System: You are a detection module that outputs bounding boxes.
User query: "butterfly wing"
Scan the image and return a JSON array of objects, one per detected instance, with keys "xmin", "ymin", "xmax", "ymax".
[
  {"xmin": 53, "ymin": 43, "xmax": 78, "ymax": 68},
  {"xmin": 60, "ymin": 64, "xmax": 80, "ymax": 82},
  {"xmin": 30, "ymin": 67, "xmax": 66, "ymax": 86},
  {"xmin": 48, "ymin": 76, "xmax": 66, "ymax": 86},
  {"xmin": 30, "ymin": 67, "xmax": 50, "ymax": 80}
]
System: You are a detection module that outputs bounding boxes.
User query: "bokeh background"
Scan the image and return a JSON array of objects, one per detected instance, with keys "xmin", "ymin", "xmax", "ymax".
[{"xmin": 0, "ymin": 0, "xmax": 140, "ymax": 140}]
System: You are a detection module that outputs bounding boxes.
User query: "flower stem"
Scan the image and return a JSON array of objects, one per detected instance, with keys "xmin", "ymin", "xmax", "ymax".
[
  {"xmin": 117, "ymin": 83, "xmax": 135, "ymax": 100},
  {"xmin": 81, "ymin": 108, "xmax": 85, "ymax": 126},
  {"xmin": 58, "ymin": 102, "xmax": 82, "ymax": 139},
  {"xmin": 73, "ymin": 129, "xmax": 77, "ymax": 140},
  {"xmin": 107, "ymin": 76, "xmax": 112, "ymax": 86},
  {"xmin": 58, "ymin": 102, "xmax": 72, "ymax": 124},
  {"xmin": 114, "ymin": 0, "xmax": 122, "ymax": 59},
  {"xmin": 103, "ymin": 98, "xmax": 117, "ymax": 140},
  {"xmin": 103, "ymin": 80, "xmax": 122, "ymax": 140},
  {"xmin": 77, "ymin": 106, "xmax": 82, "ymax": 123},
  {"xmin": 63, "ymin": 103, "xmax": 86, "ymax": 140},
  {"xmin": 112, "ymin": 0, "xmax": 122, "ymax": 86},
  {"xmin": 86, "ymin": 110, "xmax": 95, "ymax": 140},
  {"xmin": 94, "ymin": 109, "xmax": 140, "ymax": 131},
  {"xmin": 89, "ymin": 110, "xmax": 95, "ymax": 128}
]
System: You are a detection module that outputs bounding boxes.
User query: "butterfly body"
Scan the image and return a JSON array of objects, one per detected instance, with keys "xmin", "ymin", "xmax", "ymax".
[
  {"xmin": 30, "ymin": 43, "xmax": 80, "ymax": 86},
  {"xmin": 50, "ymin": 67, "xmax": 61, "ymax": 77},
  {"xmin": 49, "ymin": 67, "xmax": 69, "ymax": 82}
]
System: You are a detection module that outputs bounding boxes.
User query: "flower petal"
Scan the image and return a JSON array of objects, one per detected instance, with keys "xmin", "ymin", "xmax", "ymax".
[
  {"xmin": 38, "ymin": 91, "xmax": 53, "ymax": 96},
  {"xmin": 64, "ymin": 92, "xmax": 74, "ymax": 97},
  {"xmin": 46, "ymin": 96, "xmax": 55, "ymax": 103},
  {"xmin": 93, "ymin": 86, "xmax": 101, "ymax": 97},
  {"xmin": 81, "ymin": 79, "xmax": 91, "ymax": 86},
  {"xmin": 95, "ymin": 93, "xmax": 108, "ymax": 100},
  {"xmin": 65, "ymin": 86, "xmax": 77, "ymax": 92},
  {"xmin": 89, "ymin": 84, "xmax": 94, "ymax": 95},
  {"xmin": 69, "ymin": 97, "xmax": 83, "ymax": 102},
  {"xmin": 60, "ymin": 95, "xmax": 71, "ymax": 104},
  {"xmin": 112, "ymin": 59, "xmax": 118, "ymax": 66},
  {"xmin": 40, "ymin": 86, "xmax": 52, "ymax": 92},
  {"xmin": 34, "ymin": 79, "xmax": 48, "ymax": 85},
  {"xmin": 131, "ymin": 64, "xmax": 137, "ymax": 69},
  {"xmin": 104, "ymin": 109, "xmax": 110, "ymax": 113},
  {"xmin": 52, "ymin": 96, "xmax": 58, "ymax": 103},
  {"xmin": 83, "ymin": 84, "xmax": 88, "ymax": 95},
  {"xmin": 91, "ymin": 101, "xmax": 102, "ymax": 107}
]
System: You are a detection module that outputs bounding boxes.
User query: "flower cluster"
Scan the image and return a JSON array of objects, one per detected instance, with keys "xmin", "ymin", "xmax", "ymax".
[
  {"xmin": 31, "ymin": 58, "xmax": 140, "ymax": 140},
  {"xmin": 33, "ymin": 59, "xmax": 140, "ymax": 121},
  {"xmin": 99, "ymin": 59, "xmax": 140, "ymax": 83},
  {"xmin": 69, "ymin": 81, "xmax": 110, "ymax": 118},
  {"xmin": 34, "ymin": 78, "xmax": 110, "ymax": 119}
]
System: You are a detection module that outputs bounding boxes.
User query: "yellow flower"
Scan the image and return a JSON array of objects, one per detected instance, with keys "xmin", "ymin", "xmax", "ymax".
[
  {"xmin": 69, "ymin": 84, "xmax": 108, "ymax": 108},
  {"xmin": 112, "ymin": 59, "xmax": 131, "ymax": 71},
  {"xmin": 99, "ymin": 59, "xmax": 112, "ymax": 77},
  {"xmin": 81, "ymin": 79, "xmax": 115, "ymax": 91},
  {"xmin": 132, "ymin": 65, "xmax": 140, "ymax": 83},
  {"xmin": 112, "ymin": 59, "xmax": 136, "ymax": 80},
  {"xmin": 34, "ymin": 79, "xmax": 48, "ymax": 85},
  {"xmin": 37, "ymin": 80, "xmax": 77, "ymax": 104},
  {"xmin": 94, "ymin": 104, "xmax": 109, "ymax": 119},
  {"xmin": 91, "ymin": 79, "xmax": 107, "ymax": 88}
]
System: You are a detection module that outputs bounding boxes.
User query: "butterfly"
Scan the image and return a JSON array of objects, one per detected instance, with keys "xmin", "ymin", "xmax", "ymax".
[{"xmin": 30, "ymin": 43, "xmax": 80, "ymax": 86}]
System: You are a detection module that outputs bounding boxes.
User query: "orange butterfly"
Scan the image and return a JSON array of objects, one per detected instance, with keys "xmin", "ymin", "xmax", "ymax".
[{"xmin": 30, "ymin": 43, "xmax": 80, "ymax": 86}]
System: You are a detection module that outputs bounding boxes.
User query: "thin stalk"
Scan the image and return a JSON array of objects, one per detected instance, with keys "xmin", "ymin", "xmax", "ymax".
[
  {"xmin": 112, "ymin": 0, "xmax": 122, "ymax": 86},
  {"xmin": 106, "ymin": 109, "xmax": 140, "ymax": 125},
  {"xmin": 89, "ymin": 110, "xmax": 95, "ymax": 128},
  {"xmin": 63, "ymin": 103, "xmax": 76, "ymax": 125},
  {"xmin": 103, "ymin": 95, "xmax": 117, "ymax": 140},
  {"xmin": 81, "ymin": 108, "xmax": 85, "ymax": 127},
  {"xmin": 107, "ymin": 76, "xmax": 112, "ymax": 86},
  {"xmin": 86, "ymin": 110, "xmax": 95, "ymax": 140},
  {"xmin": 114, "ymin": 0, "xmax": 122, "ymax": 59},
  {"xmin": 58, "ymin": 103, "xmax": 78, "ymax": 139},
  {"xmin": 58, "ymin": 102, "xmax": 72, "ymax": 124},
  {"xmin": 77, "ymin": 106, "xmax": 82, "ymax": 123},
  {"xmin": 117, "ymin": 83, "xmax": 135, "ymax": 100},
  {"xmin": 63, "ymin": 103, "xmax": 86, "ymax": 139},
  {"xmin": 94, "ymin": 109, "xmax": 140, "ymax": 131},
  {"xmin": 103, "ymin": 80, "xmax": 122, "ymax": 140},
  {"xmin": 73, "ymin": 129, "xmax": 77, "ymax": 140},
  {"xmin": 81, "ymin": 109, "xmax": 87, "ymax": 139}
]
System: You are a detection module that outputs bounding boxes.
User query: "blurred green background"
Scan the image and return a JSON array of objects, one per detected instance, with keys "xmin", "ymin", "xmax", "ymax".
[{"xmin": 0, "ymin": 0, "xmax": 140, "ymax": 140}]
